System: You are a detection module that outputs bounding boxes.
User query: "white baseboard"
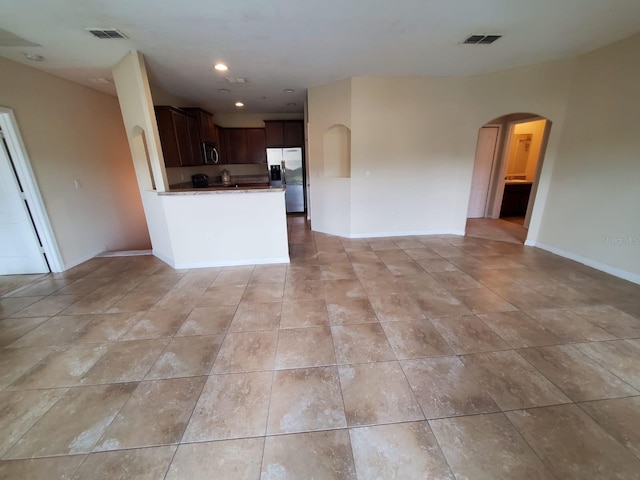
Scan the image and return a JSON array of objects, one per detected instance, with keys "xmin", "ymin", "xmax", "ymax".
[
  {"xmin": 170, "ymin": 256, "xmax": 291, "ymax": 269},
  {"xmin": 527, "ymin": 241, "xmax": 640, "ymax": 285},
  {"xmin": 97, "ymin": 250, "xmax": 153, "ymax": 257},
  {"xmin": 348, "ymin": 229, "xmax": 465, "ymax": 239}
]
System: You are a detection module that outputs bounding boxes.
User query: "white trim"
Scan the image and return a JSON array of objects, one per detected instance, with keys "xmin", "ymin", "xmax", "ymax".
[
  {"xmin": 0, "ymin": 107, "xmax": 64, "ymax": 272},
  {"xmin": 312, "ymin": 228, "xmax": 465, "ymax": 239},
  {"xmin": 526, "ymin": 240, "xmax": 640, "ymax": 285},
  {"xmin": 97, "ymin": 249, "xmax": 153, "ymax": 257},
  {"xmin": 152, "ymin": 250, "xmax": 290, "ymax": 269}
]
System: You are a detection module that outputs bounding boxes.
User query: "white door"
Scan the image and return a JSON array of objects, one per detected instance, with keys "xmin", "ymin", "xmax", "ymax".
[
  {"xmin": 467, "ymin": 126, "xmax": 499, "ymax": 218},
  {"xmin": 0, "ymin": 132, "xmax": 49, "ymax": 274}
]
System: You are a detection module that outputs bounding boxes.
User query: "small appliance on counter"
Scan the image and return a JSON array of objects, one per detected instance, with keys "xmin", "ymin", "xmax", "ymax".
[
  {"xmin": 191, "ymin": 174, "xmax": 209, "ymax": 188},
  {"xmin": 221, "ymin": 169, "xmax": 231, "ymax": 186}
]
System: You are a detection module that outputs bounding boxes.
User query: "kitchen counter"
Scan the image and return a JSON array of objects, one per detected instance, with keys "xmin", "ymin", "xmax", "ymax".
[{"xmin": 160, "ymin": 185, "xmax": 285, "ymax": 195}]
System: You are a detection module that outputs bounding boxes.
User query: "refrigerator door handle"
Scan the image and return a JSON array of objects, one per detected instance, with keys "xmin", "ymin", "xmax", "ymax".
[{"xmin": 281, "ymin": 161, "xmax": 286, "ymax": 185}]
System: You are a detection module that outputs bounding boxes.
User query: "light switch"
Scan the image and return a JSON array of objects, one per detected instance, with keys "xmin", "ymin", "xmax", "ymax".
[{"xmin": 74, "ymin": 179, "xmax": 81, "ymax": 189}]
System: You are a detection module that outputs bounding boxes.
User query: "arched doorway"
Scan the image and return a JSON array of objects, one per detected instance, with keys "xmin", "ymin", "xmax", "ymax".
[{"xmin": 466, "ymin": 113, "xmax": 552, "ymax": 244}]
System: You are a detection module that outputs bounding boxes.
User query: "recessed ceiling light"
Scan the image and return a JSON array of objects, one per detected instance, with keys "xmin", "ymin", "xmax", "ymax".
[
  {"xmin": 283, "ymin": 88, "xmax": 295, "ymax": 93},
  {"xmin": 235, "ymin": 102, "xmax": 244, "ymax": 107},
  {"xmin": 218, "ymin": 88, "xmax": 230, "ymax": 93},
  {"xmin": 24, "ymin": 53, "xmax": 44, "ymax": 61},
  {"xmin": 287, "ymin": 103, "xmax": 297, "ymax": 107},
  {"xmin": 214, "ymin": 63, "xmax": 228, "ymax": 71}
]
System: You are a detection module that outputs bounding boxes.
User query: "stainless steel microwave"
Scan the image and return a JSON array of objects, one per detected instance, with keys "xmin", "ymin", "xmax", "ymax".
[{"xmin": 202, "ymin": 142, "xmax": 219, "ymax": 164}]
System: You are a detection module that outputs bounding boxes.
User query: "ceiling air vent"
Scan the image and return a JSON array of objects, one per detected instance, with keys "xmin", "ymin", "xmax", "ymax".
[
  {"xmin": 86, "ymin": 28, "xmax": 128, "ymax": 39},
  {"xmin": 225, "ymin": 77, "xmax": 247, "ymax": 83},
  {"xmin": 463, "ymin": 34, "xmax": 502, "ymax": 45}
]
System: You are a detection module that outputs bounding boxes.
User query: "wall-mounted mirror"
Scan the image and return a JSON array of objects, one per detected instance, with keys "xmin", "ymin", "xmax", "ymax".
[{"xmin": 506, "ymin": 133, "xmax": 532, "ymax": 177}]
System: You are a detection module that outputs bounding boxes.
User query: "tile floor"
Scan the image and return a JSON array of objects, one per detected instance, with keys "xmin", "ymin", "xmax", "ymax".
[{"xmin": 1, "ymin": 216, "xmax": 640, "ymax": 479}]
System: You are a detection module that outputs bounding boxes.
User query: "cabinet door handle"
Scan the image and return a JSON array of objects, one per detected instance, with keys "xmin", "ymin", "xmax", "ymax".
[{"xmin": 212, "ymin": 148, "xmax": 219, "ymax": 164}]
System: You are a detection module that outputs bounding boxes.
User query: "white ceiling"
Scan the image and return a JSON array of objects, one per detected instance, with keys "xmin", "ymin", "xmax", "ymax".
[{"xmin": 2, "ymin": 0, "xmax": 640, "ymax": 113}]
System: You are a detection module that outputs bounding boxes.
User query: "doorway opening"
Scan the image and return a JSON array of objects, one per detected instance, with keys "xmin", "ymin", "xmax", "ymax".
[{"xmin": 465, "ymin": 113, "xmax": 552, "ymax": 244}]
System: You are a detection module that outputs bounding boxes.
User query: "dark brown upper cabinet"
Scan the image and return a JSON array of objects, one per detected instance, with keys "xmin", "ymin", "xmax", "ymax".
[
  {"xmin": 265, "ymin": 120, "xmax": 304, "ymax": 147},
  {"xmin": 155, "ymin": 106, "xmax": 202, "ymax": 167}
]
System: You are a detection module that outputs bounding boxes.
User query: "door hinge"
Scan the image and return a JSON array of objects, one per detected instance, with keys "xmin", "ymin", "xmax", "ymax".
[
  {"xmin": 20, "ymin": 192, "xmax": 27, "ymax": 200},
  {"xmin": 39, "ymin": 246, "xmax": 45, "ymax": 254}
]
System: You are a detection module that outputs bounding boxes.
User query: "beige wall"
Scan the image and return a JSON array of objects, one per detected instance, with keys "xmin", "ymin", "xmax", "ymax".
[
  {"xmin": 307, "ymin": 60, "xmax": 574, "ymax": 238},
  {"xmin": 536, "ymin": 35, "xmax": 640, "ymax": 280},
  {"xmin": 0, "ymin": 57, "xmax": 150, "ymax": 268},
  {"xmin": 307, "ymin": 78, "xmax": 352, "ymax": 235}
]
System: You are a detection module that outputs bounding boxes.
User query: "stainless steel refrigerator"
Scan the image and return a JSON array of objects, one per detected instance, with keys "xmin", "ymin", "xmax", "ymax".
[{"xmin": 267, "ymin": 148, "xmax": 305, "ymax": 213}]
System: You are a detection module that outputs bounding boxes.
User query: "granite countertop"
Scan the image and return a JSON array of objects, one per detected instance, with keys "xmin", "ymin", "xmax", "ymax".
[{"xmin": 159, "ymin": 185, "xmax": 285, "ymax": 195}]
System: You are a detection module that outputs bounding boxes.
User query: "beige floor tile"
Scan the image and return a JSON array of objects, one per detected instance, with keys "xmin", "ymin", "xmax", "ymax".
[
  {"xmin": 490, "ymin": 285, "xmax": 559, "ymax": 310},
  {"xmin": 319, "ymin": 263, "xmax": 357, "ymax": 281},
  {"xmin": 529, "ymin": 283, "xmax": 600, "ymax": 308},
  {"xmin": 196, "ymin": 284, "xmax": 246, "ymax": 307},
  {"xmin": 414, "ymin": 290, "xmax": 473, "ymax": 318},
  {"xmin": 249, "ymin": 265, "xmax": 287, "ymax": 284},
  {"xmin": 416, "ymin": 258, "xmax": 459, "ymax": 273},
  {"xmin": 452, "ymin": 287, "xmax": 518, "ymax": 314},
  {"xmin": 322, "ymin": 279, "xmax": 367, "ymax": 301},
  {"xmin": 331, "ymin": 324, "xmax": 395, "ymax": 364},
  {"xmin": 211, "ymin": 266, "xmax": 254, "ymax": 286},
  {"xmin": 507, "ymin": 404, "xmax": 640, "ymax": 479},
  {"xmin": 381, "ymin": 320, "xmax": 453, "ymax": 359},
  {"xmin": 402, "ymin": 357, "xmax": 499, "ymax": 418},
  {"xmin": 283, "ymin": 280, "xmax": 325, "ymax": 301},
  {"xmin": 275, "ymin": 326, "xmax": 335, "ymax": 369},
  {"xmin": 72, "ymin": 312, "xmax": 144, "ymax": 343},
  {"xmin": 430, "ymin": 413, "xmax": 554, "ymax": 480},
  {"xmin": 267, "ymin": 366, "xmax": 346, "ymax": 434},
  {"xmin": 166, "ymin": 438, "xmax": 264, "ymax": 480},
  {"xmin": 5, "ymin": 278, "xmax": 69, "ymax": 297},
  {"xmin": 5, "ymin": 383, "xmax": 136, "ymax": 458},
  {"xmin": 519, "ymin": 345, "xmax": 638, "ymax": 401},
  {"xmin": 11, "ymin": 295, "xmax": 80, "ymax": 318},
  {"xmin": 280, "ymin": 299, "xmax": 329, "ymax": 328},
  {"xmin": 350, "ymin": 422, "xmax": 454, "ymax": 480},
  {"xmin": 286, "ymin": 265, "xmax": 322, "ymax": 282},
  {"xmin": 9, "ymin": 315, "xmax": 94, "ymax": 347},
  {"xmin": 80, "ymin": 339, "xmax": 168, "ymax": 385},
  {"xmin": 70, "ymin": 446, "xmax": 176, "ymax": 480},
  {"xmin": 212, "ymin": 330, "xmax": 277, "ymax": 373},
  {"xmin": 431, "ymin": 271, "xmax": 483, "ymax": 290},
  {"xmin": 402, "ymin": 247, "xmax": 441, "ymax": 260},
  {"xmin": 95, "ymin": 377, "xmax": 205, "ymax": 450},
  {"xmin": 580, "ymin": 397, "xmax": 640, "ymax": 459},
  {"xmin": 59, "ymin": 289, "xmax": 126, "ymax": 315},
  {"xmin": 107, "ymin": 290, "xmax": 168, "ymax": 313},
  {"xmin": 9, "ymin": 344, "xmax": 108, "ymax": 390},
  {"xmin": 461, "ymin": 350, "xmax": 571, "ymax": 410},
  {"xmin": 326, "ymin": 298, "xmax": 379, "ymax": 325},
  {"xmin": 368, "ymin": 293, "xmax": 425, "ymax": 322},
  {"xmin": 175, "ymin": 305, "xmax": 236, "ymax": 336},
  {"xmin": 574, "ymin": 340, "xmax": 640, "ymax": 389},
  {"xmin": 0, "ymin": 346, "xmax": 53, "ymax": 390},
  {"xmin": 339, "ymin": 362, "xmax": 423, "ymax": 426},
  {"xmin": 261, "ymin": 430, "xmax": 356, "ymax": 480},
  {"xmin": 572, "ymin": 305, "xmax": 640, "ymax": 338},
  {"xmin": 477, "ymin": 311, "xmax": 562, "ymax": 348},
  {"xmin": 0, "ymin": 455, "xmax": 85, "ymax": 480},
  {"xmin": 431, "ymin": 315, "xmax": 509, "ymax": 354},
  {"xmin": 0, "ymin": 388, "xmax": 67, "ymax": 456},
  {"xmin": 525, "ymin": 308, "xmax": 616, "ymax": 342},
  {"xmin": 0, "ymin": 296, "xmax": 44, "ymax": 320},
  {"xmin": 183, "ymin": 371, "xmax": 272, "ymax": 442},
  {"xmin": 120, "ymin": 310, "xmax": 188, "ymax": 340},
  {"xmin": 0, "ymin": 316, "xmax": 49, "ymax": 347},
  {"xmin": 146, "ymin": 335, "xmax": 223, "ymax": 379},
  {"xmin": 317, "ymin": 252, "xmax": 350, "ymax": 264},
  {"xmin": 228, "ymin": 302, "xmax": 281, "ymax": 331},
  {"xmin": 241, "ymin": 283, "xmax": 284, "ymax": 303},
  {"xmin": 52, "ymin": 277, "xmax": 113, "ymax": 296}
]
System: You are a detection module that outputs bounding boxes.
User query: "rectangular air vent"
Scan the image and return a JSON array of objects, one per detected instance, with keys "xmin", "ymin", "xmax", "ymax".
[
  {"xmin": 463, "ymin": 34, "xmax": 502, "ymax": 45},
  {"xmin": 86, "ymin": 29, "xmax": 128, "ymax": 39},
  {"xmin": 225, "ymin": 77, "xmax": 247, "ymax": 83}
]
